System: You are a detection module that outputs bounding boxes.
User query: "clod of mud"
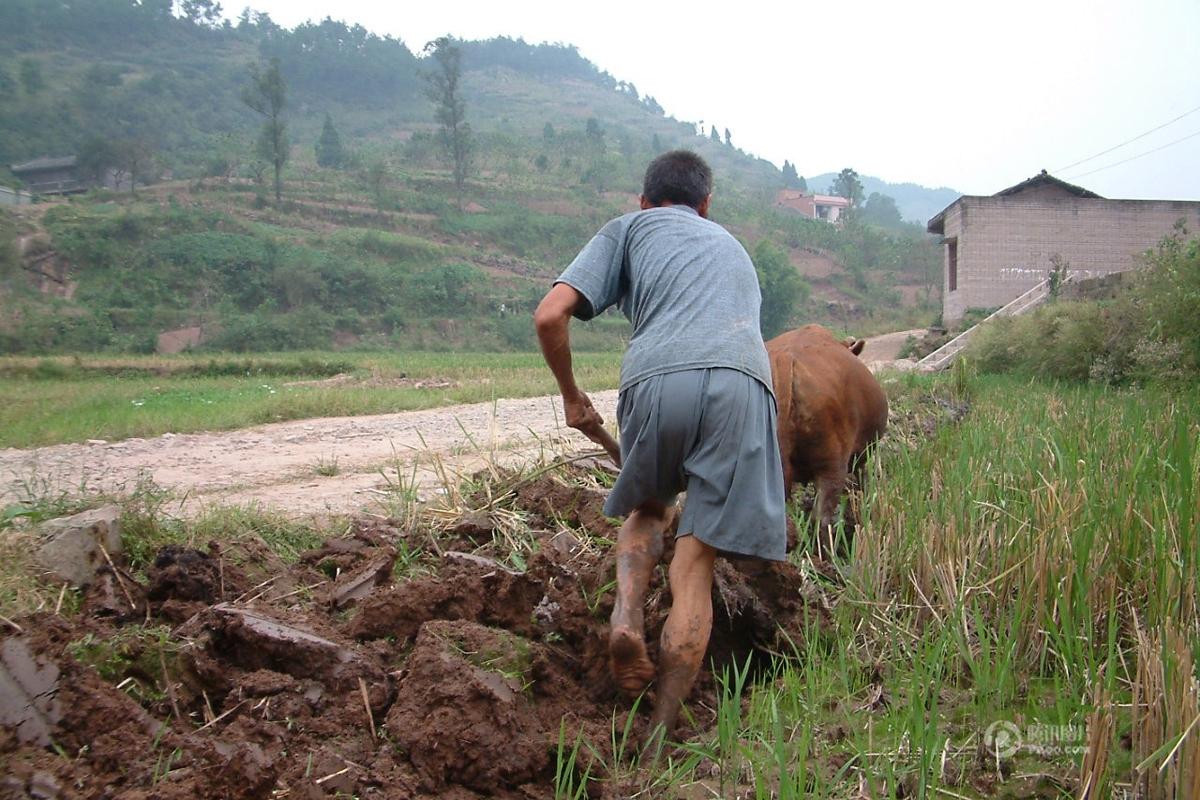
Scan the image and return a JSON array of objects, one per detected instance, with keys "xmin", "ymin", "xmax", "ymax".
[
  {"xmin": 0, "ymin": 638, "xmax": 61, "ymax": 746},
  {"xmin": 148, "ymin": 545, "xmax": 224, "ymax": 603},
  {"xmin": 349, "ymin": 558, "xmax": 543, "ymax": 643},
  {"xmin": 323, "ymin": 553, "xmax": 395, "ymax": 610},
  {"xmin": 387, "ymin": 620, "xmax": 548, "ymax": 793},
  {"xmin": 514, "ymin": 477, "xmax": 617, "ymax": 536},
  {"xmin": 203, "ymin": 604, "xmax": 385, "ymax": 692}
]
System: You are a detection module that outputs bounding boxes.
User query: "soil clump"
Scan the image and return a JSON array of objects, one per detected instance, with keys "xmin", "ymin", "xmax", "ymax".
[{"xmin": 0, "ymin": 471, "xmax": 830, "ymax": 798}]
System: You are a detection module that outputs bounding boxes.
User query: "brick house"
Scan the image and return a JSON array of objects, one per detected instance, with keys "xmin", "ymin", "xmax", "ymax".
[
  {"xmin": 775, "ymin": 189, "xmax": 852, "ymax": 224},
  {"xmin": 927, "ymin": 171, "xmax": 1200, "ymax": 323}
]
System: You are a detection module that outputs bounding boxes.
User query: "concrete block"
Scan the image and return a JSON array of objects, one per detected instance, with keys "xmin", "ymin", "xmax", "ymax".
[{"xmin": 36, "ymin": 505, "xmax": 122, "ymax": 588}]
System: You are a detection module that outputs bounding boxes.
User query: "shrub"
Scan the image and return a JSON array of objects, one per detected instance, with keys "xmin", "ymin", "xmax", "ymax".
[{"xmin": 970, "ymin": 230, "xmax": 1199, "ymax": 385}]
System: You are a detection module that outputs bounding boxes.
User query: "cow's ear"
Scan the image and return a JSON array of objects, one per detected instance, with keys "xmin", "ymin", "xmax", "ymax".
[{"xmin": 849, "ymin": 338, "xmax": 865, "ymax": 356}]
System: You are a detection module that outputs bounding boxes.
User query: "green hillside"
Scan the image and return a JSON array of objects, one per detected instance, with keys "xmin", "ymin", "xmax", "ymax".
[{"xmin": 0, "ymin": 1, "xmax": 942, "ymax": 355}]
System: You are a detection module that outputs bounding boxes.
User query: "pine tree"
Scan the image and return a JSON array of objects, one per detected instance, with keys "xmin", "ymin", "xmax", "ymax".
[{"xmin": 315, "ymin": 113, "xmax": 345, "ymax": 168}]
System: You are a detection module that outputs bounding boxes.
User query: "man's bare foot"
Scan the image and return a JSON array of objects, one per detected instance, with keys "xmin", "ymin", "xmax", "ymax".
[{"xmin": 609, "ymin": 625, "xmax": 655, "ymax": 696}]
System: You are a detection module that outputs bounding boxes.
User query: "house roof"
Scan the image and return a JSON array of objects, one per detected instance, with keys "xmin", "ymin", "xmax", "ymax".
[
  {"xmin": 10, "ymin": 155, "xmax": 78, "ymax": 173},
  {"xmin": 812, "ymin": 194, "xmax": 850, "ymax": 207},
  {"xmin": 927, "ymin": 170, "xmax": 1103, "ymax": 234},
  {"xmin": 994, "ymin": 169, "xmax": 1103, "ymax": 199}
]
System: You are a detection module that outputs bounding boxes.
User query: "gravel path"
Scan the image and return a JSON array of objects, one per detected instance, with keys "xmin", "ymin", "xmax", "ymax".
[{"xmin": 1, "ymin": 391, "xmax": 619, "ymax": 518}]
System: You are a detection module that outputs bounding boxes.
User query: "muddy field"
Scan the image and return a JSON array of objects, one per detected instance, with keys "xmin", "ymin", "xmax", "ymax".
[{"xmin": 0, "ymin": 464, "xmax": 832, "ymax": 799}]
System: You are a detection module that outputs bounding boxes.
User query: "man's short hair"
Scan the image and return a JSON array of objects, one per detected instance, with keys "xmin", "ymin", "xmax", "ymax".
[{"xmin": 642, "ymin": 150, "xmax": 712, "ymax": 209}]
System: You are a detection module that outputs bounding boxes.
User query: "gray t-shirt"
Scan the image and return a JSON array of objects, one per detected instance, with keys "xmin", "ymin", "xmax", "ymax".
[{"xmin": 555, "ymin": 205, "xmax": 773, "ymax": 393}]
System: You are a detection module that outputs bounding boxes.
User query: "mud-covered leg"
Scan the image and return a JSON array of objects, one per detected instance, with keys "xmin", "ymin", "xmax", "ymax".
[
  {"xmin": 647, "ymin": 534, "xmax": 717, "ymax": 740},
  {"xmin": 814, "ymin": 469, "xmax": 847, "ymax": 558},
  {"xmin": 609, "ymin": 501, "xmax": 670, "ymax": 696}
]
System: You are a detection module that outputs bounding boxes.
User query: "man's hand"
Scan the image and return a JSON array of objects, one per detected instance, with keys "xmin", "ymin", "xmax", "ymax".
[
  {"xmin": 564, "ymin": 390, "xmax": 604, "ymax": 432},
  {"xmin": 565, "ymin": 390, "xmax": 621, "ymax": 466},
  {"xmin": 536, "ymin": 283, "xmax": 622, "ymax": 466}
]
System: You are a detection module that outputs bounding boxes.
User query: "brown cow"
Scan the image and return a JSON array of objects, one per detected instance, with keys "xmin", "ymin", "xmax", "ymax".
[{"xmin": 767, "ymin": 324, "xmax": 888, "ymax": 554}]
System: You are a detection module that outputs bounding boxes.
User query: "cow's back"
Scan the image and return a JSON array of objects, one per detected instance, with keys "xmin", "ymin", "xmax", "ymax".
[{"xmin": 767, "ymin": 325, "xmax": 888, "ymax": 488}]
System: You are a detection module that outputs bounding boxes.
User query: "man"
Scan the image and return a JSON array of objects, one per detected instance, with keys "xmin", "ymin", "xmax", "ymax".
[{"xmin": 534, "ymin": 150, "xmax": 787, "ymax": 738}]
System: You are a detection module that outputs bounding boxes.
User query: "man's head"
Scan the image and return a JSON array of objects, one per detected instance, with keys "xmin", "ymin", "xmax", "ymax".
[{"xmin": 640, "ymin": 150, "xmax": 712, "ymax": 217}]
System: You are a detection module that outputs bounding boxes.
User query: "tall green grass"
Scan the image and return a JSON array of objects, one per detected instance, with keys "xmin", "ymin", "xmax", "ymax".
[{"xmin": 691, "ymin": 375, "xmax": 1199, "ymax": 797}]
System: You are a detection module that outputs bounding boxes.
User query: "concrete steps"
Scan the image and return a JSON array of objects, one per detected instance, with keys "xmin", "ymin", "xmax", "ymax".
[{"xmin": 918, "ymin": 275, "xmax": 1071, "ymax": 372}]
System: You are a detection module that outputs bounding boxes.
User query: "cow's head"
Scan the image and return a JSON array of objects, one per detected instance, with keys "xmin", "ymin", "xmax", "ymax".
[{"xmin": 842, "ymin": 337, "xmax": 866, "ymax": 356}]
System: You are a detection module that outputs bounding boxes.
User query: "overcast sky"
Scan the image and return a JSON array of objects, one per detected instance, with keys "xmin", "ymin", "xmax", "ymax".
[{"xmin": 234, "ymin": 0, "xmax": 1200, "ymax": 201}]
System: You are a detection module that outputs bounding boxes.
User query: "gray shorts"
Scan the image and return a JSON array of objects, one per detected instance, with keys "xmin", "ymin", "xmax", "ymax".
[{"xmin": 603, "ymin": 368, "xmax": 787, "ymax": 561}]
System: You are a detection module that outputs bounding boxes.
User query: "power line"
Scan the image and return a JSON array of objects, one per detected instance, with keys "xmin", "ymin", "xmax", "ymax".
[
  {"xmin": 1054, "ymin": 103, "xmax": 1200, "ymax": 172},
  {"xmin": 1063, "ymin": 128, "xmax": 1200, "ymax": 180}
]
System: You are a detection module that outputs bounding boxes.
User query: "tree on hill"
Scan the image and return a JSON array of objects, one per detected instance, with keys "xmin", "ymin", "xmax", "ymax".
[
  {"xmin": 78, "ymin": 136, "xmax": 118, "ymax": 184},
  {"xmin": 782, "ymin": 160, "xmax": 806, "ymax": 190},
  {"xmin": 710, "ymin": 125, "xmax": 721, "ymax": 142},
  {"xmin": 424, "ymin": 37, "xmax": 472, "ymax": 208},
  {"xmin": 179, "ymin": 0, "xmax": 224, "ymax": 27},
  {"xmin": 861, "ymin": 192, "xmax": 905, "ymax": 229},
  {"xmin": 831, "ymin": 167, "xmax": 864, "ymax": 208},
  {"xmin": 114, "ymin": 136, "xmax": 155, "ymax": 194},
  {"xmin": 19, "ymin": 58, "xmax": 43, "ymax": 96},
  {"xmin": 753, "ymin": 239, "xmax": 809, "ymax": 338},
  {"xmin": 724, "ymin": 128, "xmax": 732, "ymax": 147},
  {"xmin": 242, "ymin": 58, "xmax": 289, "ymax": 204},
  {"xmin": 585, "ymin": 117, "xmax": 604, "ymax": 145},
  {"xmin": 315, "ymin": 113, "xmax": 345, "ymax": 168}
]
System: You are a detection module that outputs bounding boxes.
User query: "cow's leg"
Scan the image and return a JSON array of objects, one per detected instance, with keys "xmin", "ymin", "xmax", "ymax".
[
  {"xmin": 814, "ymin": 468, "xmax": 847, "ymax": 558},
  {"xmin": 781, "ymin": 459, "xmax": 795, "ymax": 503},
  {"xmin": 609, "ymin": 500, "xmax": 670, "ymax": 697}
]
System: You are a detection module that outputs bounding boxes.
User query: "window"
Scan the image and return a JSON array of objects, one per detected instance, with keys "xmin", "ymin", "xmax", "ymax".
[{"xmin": 947, "ymin": 238, "xmax": 958, "ymax": 292}]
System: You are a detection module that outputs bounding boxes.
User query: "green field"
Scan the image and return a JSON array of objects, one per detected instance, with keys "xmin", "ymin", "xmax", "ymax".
[
  {"xmin": 0, "ymin": 350, "xmax": 623, "ymax": 448},
  {"xmin": 646, "ymin": 374, "xmax": 1200, "ymax": 798}
]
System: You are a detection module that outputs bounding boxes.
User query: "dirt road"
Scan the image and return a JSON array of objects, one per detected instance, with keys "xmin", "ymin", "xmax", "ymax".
[
  {"xmin": 858, "ymin": 327, "xmax": 924, "ymax": 366},
  {"xmin": 1, "ymin": 330, "xmax": 922, "ymax": 518},
  {"xmin": 0, "ymin": 391, "xmax": 620, "ymax": 518}
]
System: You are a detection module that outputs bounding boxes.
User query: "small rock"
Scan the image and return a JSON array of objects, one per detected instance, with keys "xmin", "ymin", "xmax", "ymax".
[
  {"xmin": 29, "ymin": 771, "xmax": 62, "ymax": 800},
  {"xmin": 86, "ymin": 439, "xmax": 107, "ymax": 446},
  {"xmin": 532, "ymin": 595, "xmax": 559, "ymax": 628},
  {"xmin": 449, "ymin": 511, "xmax": 495, "ymax": 540},
  {"xmin": 35, "ymin": 505, "xmax": 122, "ymax": 588}
]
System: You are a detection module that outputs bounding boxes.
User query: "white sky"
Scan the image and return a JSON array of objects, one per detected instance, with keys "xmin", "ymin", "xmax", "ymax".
[{"xmin": 234, "ymin": 0, "xmax": 1200, "ymax": 201}]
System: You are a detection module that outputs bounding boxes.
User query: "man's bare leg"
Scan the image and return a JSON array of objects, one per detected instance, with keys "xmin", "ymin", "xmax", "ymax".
[
  {"xmin": 648, "ymin": 534, "xmax": 717, "ymax": 737},
  {"xmin": 609, "ymin": 501, "xmax": 670, "ymax": 696}
]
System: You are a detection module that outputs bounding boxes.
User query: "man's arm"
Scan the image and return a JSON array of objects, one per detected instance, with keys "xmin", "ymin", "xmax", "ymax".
[
  {"xmin": 534, "ymin": 283, "xmax": 603, "ymax": 430},
  {"xmin": 534, "ymin": 283, "xmax": 620, "ymax": 463}
]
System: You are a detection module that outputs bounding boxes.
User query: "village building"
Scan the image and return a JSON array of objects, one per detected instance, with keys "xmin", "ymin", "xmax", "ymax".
[
  {"xmin": 928, "ymin": 170, "xmax": 1200, "ymax": 323},
  {"xmin": 9, "ymin": 156, "xmax": 87, "ymax": 195},
  {"xmin": 775, "ymin": 189, "xmax": 852, "ymax": 224}
]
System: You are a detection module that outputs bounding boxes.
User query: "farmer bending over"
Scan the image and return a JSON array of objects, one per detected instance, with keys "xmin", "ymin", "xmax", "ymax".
[{"xmin": 534, "ymin": 150, "xmax": 787, "ymax": 739}]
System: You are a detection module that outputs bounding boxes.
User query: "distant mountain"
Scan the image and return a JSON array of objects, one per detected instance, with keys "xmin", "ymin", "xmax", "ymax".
[{"xmin": 806, "ymin": 173, "xmax": 961, "ymax": 226}]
